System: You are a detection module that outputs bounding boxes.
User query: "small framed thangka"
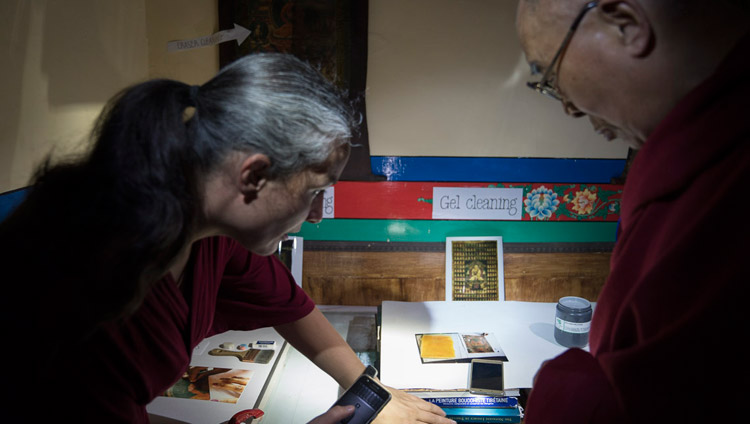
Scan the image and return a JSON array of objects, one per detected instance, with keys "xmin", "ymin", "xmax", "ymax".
[{"xmin": 445, "ymin": 237, "xmax": 505, "ymax": 301}]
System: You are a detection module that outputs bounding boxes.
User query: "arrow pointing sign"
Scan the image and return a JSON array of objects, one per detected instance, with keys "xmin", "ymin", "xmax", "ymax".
[{"xmin": 167, "ymin": 23, "xmax": 251, "ymax": 52}]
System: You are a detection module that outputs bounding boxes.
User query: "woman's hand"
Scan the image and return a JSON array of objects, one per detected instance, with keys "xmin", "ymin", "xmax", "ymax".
[
  {"xmin": 373, "ymin": 386, "xmax": 456, "ymax": 424},
  {"xmin": 307, "ymin": 405, "xmax": 355, "ymax": 424}
]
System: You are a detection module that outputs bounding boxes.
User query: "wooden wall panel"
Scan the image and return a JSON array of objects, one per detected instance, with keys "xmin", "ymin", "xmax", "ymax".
[
  {"xmin": 504, "ymin": 252, "xmax": 611, "ymax": 302},
  {"xmin": 302, "ymin": 250, "xmax": 610, "ymax": 306}
]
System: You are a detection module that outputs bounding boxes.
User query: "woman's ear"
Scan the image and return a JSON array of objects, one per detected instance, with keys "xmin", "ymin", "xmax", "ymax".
[
  {"xmin": 238, "ymin": 153, "xmax": 271, "ymax": 199},
  {"xmin": 598, "ymin": 0, "xmax": 654, "ymax": 57}
]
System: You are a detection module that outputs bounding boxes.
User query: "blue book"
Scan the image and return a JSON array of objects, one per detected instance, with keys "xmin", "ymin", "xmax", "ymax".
[
  {"xmin": 441, "ymin": 406, "xmax": 522, "ymax": 423},
  {"xmin": 422, "ymin": 396, "xmax": 518, "ymax": 408}
]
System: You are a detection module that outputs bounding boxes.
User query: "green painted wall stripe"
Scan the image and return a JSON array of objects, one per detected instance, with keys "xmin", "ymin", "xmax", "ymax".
[{"xmin": 291, "ymin": 219, "xmax": 618, "ymax": 243}]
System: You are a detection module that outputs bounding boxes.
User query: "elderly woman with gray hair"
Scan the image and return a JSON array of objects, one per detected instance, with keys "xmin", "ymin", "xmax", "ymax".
[{"xmin": 1, "ymin": 53, "xmax": 452, "ymax": 424}]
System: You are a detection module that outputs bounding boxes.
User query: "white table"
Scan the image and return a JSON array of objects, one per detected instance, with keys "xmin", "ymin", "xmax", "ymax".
[
  {"xmin": 146, "ymin": 302, "xmax": 581, "ymax": 423},
  {"xmin": 257, "ymin": 306, "xmax": 377, "ymax": 423},
  {"xmin": 379, "ymin": 300, "xmax": 588, "ymax": 391}
]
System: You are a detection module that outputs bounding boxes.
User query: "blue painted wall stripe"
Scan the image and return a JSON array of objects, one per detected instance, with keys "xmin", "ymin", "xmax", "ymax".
[
  {"xmin": 371, "ymin": 156, "xmax": 626, "ymax": 183},
  {"xmin": 0, "ymin": 187, "xmax": 29, "ymax": 222}
]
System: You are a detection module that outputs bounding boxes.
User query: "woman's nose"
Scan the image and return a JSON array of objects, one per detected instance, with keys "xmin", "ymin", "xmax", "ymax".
[{"xmin": 306, "ymin": 192, "xmax": 325, "ymax": 224}]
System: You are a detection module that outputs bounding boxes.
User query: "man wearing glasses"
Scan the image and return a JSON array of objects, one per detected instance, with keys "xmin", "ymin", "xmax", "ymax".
[{"xmin": 516, "ymin": 1, "xmax": 749, "ymax": 423}]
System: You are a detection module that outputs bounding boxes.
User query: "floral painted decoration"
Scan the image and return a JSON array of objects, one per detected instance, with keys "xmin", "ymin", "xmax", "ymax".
[
  {"xmin": 490, "ymin": 183, "xmax": 621, "ymax": 221},
  {"xmin": 524, "ymin": 186, "xmax": 560, "ymax": 220}
]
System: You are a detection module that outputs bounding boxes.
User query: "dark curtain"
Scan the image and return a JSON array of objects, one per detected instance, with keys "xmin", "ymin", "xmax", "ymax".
[{"xmin": 218, "ymin": 0, "xmax": 383, "ymax": 181}]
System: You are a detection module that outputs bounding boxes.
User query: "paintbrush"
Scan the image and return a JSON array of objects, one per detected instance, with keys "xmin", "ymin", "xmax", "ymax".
[{"xmin": 208, "ymin": 348, "xmax": 274, "ymax": 364}]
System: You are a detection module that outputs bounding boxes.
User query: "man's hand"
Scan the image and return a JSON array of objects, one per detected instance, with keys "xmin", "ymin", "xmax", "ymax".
[
  {"xmin": 307, "ymin": 405, "xmax": 355, "ymax": 424},
  {"xmin": 373, "ymin": 386, "xmax": 456, "ymax": 424}
]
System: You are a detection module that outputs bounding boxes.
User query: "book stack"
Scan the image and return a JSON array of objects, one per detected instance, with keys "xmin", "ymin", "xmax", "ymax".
[{"xmin": 415, "ymin": 393, "xmax": 523, "ymax": 423}]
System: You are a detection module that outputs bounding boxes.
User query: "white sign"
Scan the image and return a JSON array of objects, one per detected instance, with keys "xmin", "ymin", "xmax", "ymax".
[
  {"xmin": 322, "ymin": 187, "xmax": 335, "ymax": 218},
  {"xmin": 167, "ymin": 23, "xmax": 251, "ymax": 52},
  {"xmin": 432, "ymin": 187, "xmax": 523, "ymax": 220}
]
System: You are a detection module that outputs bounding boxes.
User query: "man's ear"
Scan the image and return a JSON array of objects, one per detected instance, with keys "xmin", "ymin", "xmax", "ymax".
[
  {"xmin": 238, "ymin": 153, "xmax": 271, "ymax": 199},
  {"xmin": 598, "ymin": 0, "xmax": 654, "ymax": 57}
]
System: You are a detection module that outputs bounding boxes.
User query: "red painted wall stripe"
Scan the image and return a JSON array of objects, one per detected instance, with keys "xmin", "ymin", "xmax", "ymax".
[{"xmin": 332, "ymin": 182, "xmax": 622, "ymax": 222}]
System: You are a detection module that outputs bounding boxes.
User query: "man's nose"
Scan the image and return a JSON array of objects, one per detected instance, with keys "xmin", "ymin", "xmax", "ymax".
[{"xmin": 306, "ymin": 192, "xmax": 324, "ymax": 224}]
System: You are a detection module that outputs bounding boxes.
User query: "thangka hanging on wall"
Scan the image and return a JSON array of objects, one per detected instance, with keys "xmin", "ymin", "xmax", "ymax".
[
  {"xmin": 446, "ymin": 237, "xmax": 505, "ymax": 302},
  {"xmin": 218, "ymin": 0, "xmax": 380, "ymax": 181}
]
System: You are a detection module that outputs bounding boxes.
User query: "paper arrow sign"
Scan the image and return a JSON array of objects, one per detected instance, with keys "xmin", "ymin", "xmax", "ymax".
[{"xmin": 167, "ymin": 23, "xmax": 251, "ymax": 52}]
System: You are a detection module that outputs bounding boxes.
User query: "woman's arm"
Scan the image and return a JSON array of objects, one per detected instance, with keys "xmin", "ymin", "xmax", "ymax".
[
  {"xmin": 275, "ymin": 307, "xmax": 455, "ymax": 424},
  {"xmin": 274, "ymin": 307, "xmax": 365, "ymax": 388}
]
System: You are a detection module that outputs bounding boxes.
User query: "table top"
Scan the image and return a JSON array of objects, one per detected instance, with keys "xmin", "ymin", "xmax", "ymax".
[
  {"xmin": 146, "ymin": 302, "xmax": 584, "ymax": 423},
  {"xmin": 379, "ymin": 300, "xmax": 588, "ymax": 390}
]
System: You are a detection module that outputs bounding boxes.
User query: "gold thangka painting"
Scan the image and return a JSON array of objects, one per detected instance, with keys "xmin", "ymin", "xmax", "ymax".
[{"xmin": 446, "ymin": 237, "xmax": 504, "ymax": 301}]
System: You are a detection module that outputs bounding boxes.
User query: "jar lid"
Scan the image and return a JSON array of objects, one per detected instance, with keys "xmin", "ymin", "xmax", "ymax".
[{"xmin": 558, "ymin": 296, "xmax": 592, "ymax": 313}]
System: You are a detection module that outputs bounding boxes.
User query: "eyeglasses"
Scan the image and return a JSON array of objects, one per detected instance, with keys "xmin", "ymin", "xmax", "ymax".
[{"xmin": 526, "ymin": 1, "xmax": 599, "ymax": 101}]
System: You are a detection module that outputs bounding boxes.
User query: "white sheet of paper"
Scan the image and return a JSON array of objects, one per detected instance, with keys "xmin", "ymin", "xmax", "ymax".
[{"xmin": 379, "ymin": 301, "xmax": 591, "ymax": 390}]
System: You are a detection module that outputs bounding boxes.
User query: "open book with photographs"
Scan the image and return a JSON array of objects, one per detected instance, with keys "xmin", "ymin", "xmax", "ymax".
[
  {"xmin": 415, "ymin": 332, "xmax": 508, "ymax": 363},
  {"xmin": 161, "ymin": 366, "xmax": 254, "ymax": 404}
]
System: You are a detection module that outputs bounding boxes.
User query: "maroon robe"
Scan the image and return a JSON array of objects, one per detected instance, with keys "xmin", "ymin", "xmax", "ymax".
[
  {"xmin": 524, "ymin": 31, "xmax": 750, "ymax": 423},
  {"xmin": 42, "ymin": 236, "xmax": 314, "ymax": 422}
]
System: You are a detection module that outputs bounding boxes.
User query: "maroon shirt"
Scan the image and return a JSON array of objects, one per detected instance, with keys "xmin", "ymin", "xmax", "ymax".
[
  {"xmin": 48, "ymin": 236, "xmax": 314, "ymax": 422},
  {"xmin": 524, "ymin": 32, "xmax": 750, "ymax": 423}
]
